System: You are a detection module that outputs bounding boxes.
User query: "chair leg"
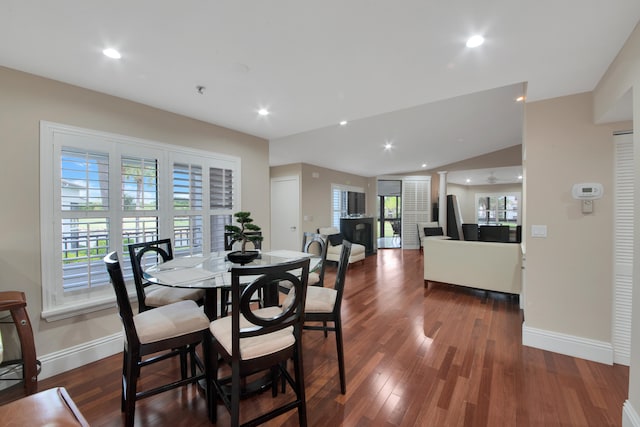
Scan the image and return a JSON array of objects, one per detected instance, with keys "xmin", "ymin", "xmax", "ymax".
[
  {"xmin": 179, "ymin": 348, "xmax": 188, "ymax": 380},
  {"xmin": 293, "ymin": 346, "xmax": 308, "ymax": 427},
  {"xmin": 204, "ymin": 335, "xmax": 217, "ymax": 423},
  {"xmin": 334, "ymin": 319, "xmax": 346, "ymax": 394},
  {"xmin": 120, "ymin": 351, "xmax": 127, "ymax": 412},
  {"xmin": 189, "ymin": 345, "xmax": 197, "ymax": 377},
  {"xmin": 231, "ymin": 364, "xmax": 241, "ymax": 427},
  {"xmin": 323, "ymin": 321, "xmax": 328, "ymax": 338},
  {"xmin": 123, "ymin": 353, "xmax": 139, "ymax": 427}
]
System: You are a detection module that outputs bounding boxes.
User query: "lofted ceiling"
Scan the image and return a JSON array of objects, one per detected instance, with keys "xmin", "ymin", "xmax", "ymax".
[{"xmin": 1, "ymin": 1, "xmax": 638, "ymax": 177}]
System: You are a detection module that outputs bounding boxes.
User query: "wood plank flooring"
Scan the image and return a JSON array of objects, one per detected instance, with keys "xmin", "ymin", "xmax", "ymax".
[{"xmin": 21, "ymin": 249, "xmax": 630, "ymax": 426}]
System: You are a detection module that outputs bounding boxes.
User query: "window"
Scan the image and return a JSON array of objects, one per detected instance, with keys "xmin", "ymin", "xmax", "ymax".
[
  {"xmin": 40, "ymin": 122, "xmax": 239, "ymax": 320},
  {"xmin": 330, "ymin": 184, "xmax": 364, "ymax": 228},
  {"xmin": 475, "ymin": 192, "xmax": 520, "ymax": 226}
]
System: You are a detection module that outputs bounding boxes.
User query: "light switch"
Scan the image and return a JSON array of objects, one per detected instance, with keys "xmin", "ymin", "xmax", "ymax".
[{"xmin": 531, "ymin": 225, "xmax": 547, "ymax": 238}]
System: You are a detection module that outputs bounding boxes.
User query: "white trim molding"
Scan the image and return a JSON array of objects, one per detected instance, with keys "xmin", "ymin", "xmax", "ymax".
[
  {"xmin": 38, "ymin": 332, "xmax": 123, "ymax": 380},
  {"xmin": 623, "ymin": 400, "xmax": 640, "ymax": 427},
  {"xmin": 522, "ymin": 323, "xmax": 614, "ymax": 365}
]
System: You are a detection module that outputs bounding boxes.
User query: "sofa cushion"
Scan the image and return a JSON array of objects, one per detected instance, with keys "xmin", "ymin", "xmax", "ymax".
[{"xmin": 328, "ymin": 233, "xmax": 344, "ymax": 246}]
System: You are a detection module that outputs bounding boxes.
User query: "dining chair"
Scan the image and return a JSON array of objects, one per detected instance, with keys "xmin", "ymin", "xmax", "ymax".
[
  {"xmin": 104, "ymin": 251, "xmax": 211, "ymax": 427},
  {"xmin": 302, "ymin": 240, "xmax": 352, "ymax": 394},
  {"xmin": 0, "ymin": 291, "xmax": 40, "ymax": 396},
  {"xmin": 278, "ymin": 232, "xmax": 328, "ymax": 296},
  {"xmin": 207, "ymin": 257, "xmax": 310, "ymax": 427},
  {"xmin": 128, "ymin": 239, "xmax": 205, "ymax": 312}
]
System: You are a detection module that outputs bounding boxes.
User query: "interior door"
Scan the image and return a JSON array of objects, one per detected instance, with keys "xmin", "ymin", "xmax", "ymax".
[{"xmin": 270, "ymin": 176, "xmax": 300, "ymax": 250}]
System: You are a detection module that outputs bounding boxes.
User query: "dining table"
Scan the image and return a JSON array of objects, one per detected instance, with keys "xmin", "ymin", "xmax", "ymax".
[{"xmin": 144, "ymin": 249, "xmax": 321, "ymax": 320}]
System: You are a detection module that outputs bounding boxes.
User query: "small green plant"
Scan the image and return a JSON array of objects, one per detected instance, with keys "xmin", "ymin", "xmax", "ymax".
[{"xmin": 225, "ymin": 211, "xmax": 263, "ymax": 253}]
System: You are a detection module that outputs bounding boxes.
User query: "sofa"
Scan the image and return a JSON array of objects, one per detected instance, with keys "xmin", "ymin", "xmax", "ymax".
[
  {"xmin": 423, "ymin": 237, "xmax": 522, "ymax": 294},
  {"xmin": 318, "ymin": 227, "xmax": 366, "ymax": 264}
]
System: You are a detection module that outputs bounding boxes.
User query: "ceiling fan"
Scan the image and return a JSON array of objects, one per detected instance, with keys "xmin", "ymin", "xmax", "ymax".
[{"xmin": 486, "ymin": 171, "xmax": 504, "ymax": 184}]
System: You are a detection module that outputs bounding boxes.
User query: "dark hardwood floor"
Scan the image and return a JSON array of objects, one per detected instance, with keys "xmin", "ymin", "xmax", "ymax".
[{"xmin": 18, "ymin": 249, "xmax": 629, "ymax": 426}]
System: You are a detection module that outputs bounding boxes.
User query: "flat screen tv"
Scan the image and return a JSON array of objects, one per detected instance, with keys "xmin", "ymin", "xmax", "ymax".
[{"xmin": 347, "ymin": 192, "xmax": 366, "ymax": 216}]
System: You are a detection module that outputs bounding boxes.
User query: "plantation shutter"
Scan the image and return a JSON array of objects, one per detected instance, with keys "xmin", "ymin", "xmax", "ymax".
[{"xmin": 613, "ymin": 132, "xmax": 633, "ymax": 366}]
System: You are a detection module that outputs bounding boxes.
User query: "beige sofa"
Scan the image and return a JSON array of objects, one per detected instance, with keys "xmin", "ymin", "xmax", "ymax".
[
  {"xmin": 423, "ymin": 237, "xmax": 522, "ymax": 294},
  {"xmin": 318, "ymin": 227, "xmax": 366, "ymax": 264}
]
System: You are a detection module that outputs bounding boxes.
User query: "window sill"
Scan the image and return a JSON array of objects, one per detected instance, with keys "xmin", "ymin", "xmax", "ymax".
[{"xmin": 41, "ymin": 294, "xmax": 118, "ymax": 322}]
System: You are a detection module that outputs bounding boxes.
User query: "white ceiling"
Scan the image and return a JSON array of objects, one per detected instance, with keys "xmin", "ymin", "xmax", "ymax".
[
  {"xmin": 1, "ymin": 1, "xmax": 638, "ymax": 177},
  {"xmin": 447, "ymin": 166, "xmax": 523, "ymax": 186}
]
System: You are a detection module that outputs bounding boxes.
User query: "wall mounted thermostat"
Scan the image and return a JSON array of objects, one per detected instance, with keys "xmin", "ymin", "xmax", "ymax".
[{"xmin": 571, "ymin": 183, "xmax": 603, "ymax": 200}]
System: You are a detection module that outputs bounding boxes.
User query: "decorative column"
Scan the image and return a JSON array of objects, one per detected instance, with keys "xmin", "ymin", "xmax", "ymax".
[{"xmin": 438, "ymin": 171, "xmax": 448, "ymax": 235}]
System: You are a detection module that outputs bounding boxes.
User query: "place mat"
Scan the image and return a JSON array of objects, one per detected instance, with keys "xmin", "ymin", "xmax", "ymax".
[
  {"xmin": 151, "ymin": 268, "xmax": 216, "ymax": 285},
  {"xmin": 157, "ymin": 256, "xmax": 205, "ymax": 270}
]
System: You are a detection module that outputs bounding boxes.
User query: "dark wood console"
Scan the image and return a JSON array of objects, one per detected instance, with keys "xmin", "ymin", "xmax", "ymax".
[{"xmin": 340, "ymin": 217, "xmax": 375, "ymax": 255}]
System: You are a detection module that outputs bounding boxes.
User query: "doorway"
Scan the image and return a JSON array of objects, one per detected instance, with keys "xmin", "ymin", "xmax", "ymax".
[{"xmin": 377, "ymin": 180, "xmax": 402, "ymax": 249}]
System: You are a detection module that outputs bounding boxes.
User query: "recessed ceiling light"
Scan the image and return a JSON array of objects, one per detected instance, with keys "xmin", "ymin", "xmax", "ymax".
[
  {"xmin": 102, "ymin": 48, "xmax": 121, "ymax": 59},
  {"xmin": 466, "ymin": 35, "xmax": 484, "ymax": 48},
  {"xmin": 258, "ymin": 108, "xmax": 270, "ymax": 116},
  {"xmin": 421, "ymin": 163, "xmax": 427, "ymax": 168},
  {"xmin": 516, "ymin": 96, "xmax": 525, "ymax": 102},
  {"xmin": 339, "ymin": 120, "xmax": 348, "ymax": 126},
  {"xmin": 518, "ymin": 175, "xmax": 523, "ymax": 180},
  {"xmin": 466, "ymin": 178, "xmax": 471, "ymax": 183},
  {"xmin": 384, "ymin": 142, "xmax": 393, "ymax": 151}
]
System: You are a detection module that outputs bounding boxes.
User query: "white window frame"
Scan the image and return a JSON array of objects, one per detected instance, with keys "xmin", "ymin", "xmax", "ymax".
[
  {"xmin": 40, "ymin": 121, "xmax": 240, "ymax": 321},
  {"xmin": 474, "ymin": 192, "xmax": 521, "ymax": 225},
  {"xmin": 330, "ymin": 184, "xmax": 364, "ymax": 228}
]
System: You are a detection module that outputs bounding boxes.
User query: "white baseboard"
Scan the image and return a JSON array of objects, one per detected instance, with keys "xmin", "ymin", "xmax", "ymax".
[
  {"xmin": 522, "ymin": 323, "xmax": 613, "ymax": 365},
  {"xmin": 38, "ymin": 332, "xmax": 123, "ymax": 380},
  {"xmin": 624, "ymin": 400, "xmax": 640, "ymax": 427}
]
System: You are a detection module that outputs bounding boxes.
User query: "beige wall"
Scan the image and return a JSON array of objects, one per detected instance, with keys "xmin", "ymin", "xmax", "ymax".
[
  {"xmin": 593, "ymin": 20, "xmax": 640, "ymax": 416},
  {"xmin": 524, "ymin": 92, "xmax": 629, "ymax": 342},
  {"xmin": 0, "ymin": 67, "xmax": 269, "ymax": 363},
  {"xmin": 271, "ymin": 163, "xmax": 373, "ymax": 235}
]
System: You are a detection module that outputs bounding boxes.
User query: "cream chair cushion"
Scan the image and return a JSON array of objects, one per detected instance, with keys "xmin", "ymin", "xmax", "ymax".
[
  {"xmin": 304, "ymin": 286, "xmax": 337, "ymax": 313},
  {"xmin": 145, "ymin": 286, "xmax": 205, "ymax": 308},
  {"xmin": 133, "ymin": 300, "xmax": 210, "ymax": 344},
  {"xmin": 209, "ymin": 306, "xmax": 295, "ymax": 360},
  {"xmin": 318, "ymin": 226, "xmax": 366, "ymax": 264}
]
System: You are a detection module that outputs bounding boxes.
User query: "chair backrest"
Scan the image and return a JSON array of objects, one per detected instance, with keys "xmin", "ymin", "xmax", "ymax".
[
  {"xmin": 332, "ymin": 240, "xmax": 352, "ymax": 314},
  {"xmin": 104, "ymin": 251, "xmax": 141, "ymax": 349},
  {"xmin": 127, "ymin": 239, "xmax": 173, "ymax": 311},
  {"xmin": 224, "ymin": 231, "xmax": 263, "ymax": 251},
  {"xmin": 229, "ymin": 258, "xmax": 310, "ymax": 361},
  {"xmin": 302, "ymin": 232, "xmax": 328, "ymax": 285}
]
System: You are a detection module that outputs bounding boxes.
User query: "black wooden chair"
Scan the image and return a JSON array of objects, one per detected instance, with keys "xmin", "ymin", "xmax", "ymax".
[
  {"xmin": 207, "ymin": 258, "xmax": 310, "ymax": 427},
  {"xmin": 104, "ymin": 251, "xmax": 210, "ymax": 427},
  {"xmin": 302, "ymin": 240, "xmax": 352, "ymax": 394},
  {"xmin": 278, "ymin": 232, "xmax": 328, "ymax": 295},
  {"xmin": 128, "ymin": 239, "xmax": 204, "ymax": 312}
]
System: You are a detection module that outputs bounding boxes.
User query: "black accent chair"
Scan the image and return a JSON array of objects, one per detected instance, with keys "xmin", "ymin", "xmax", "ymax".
[
  {"xmin": 128, "ymin": 239, "xmax": 205, "ymax": 312},
  {"xmin": 207, "ymin": 258, "xmax": 310, "ymax": 427},
  {"xmin": 302, "ymin": 240, "xmax": 352, "ymax": 394},
  {"xmin": 462, "ymin": 223, "xmax": 479, "ymax": 241},
  {"xmin": 104, "ymin": 251, "xmax": 210, "ymax": 427},
  {"xmin": 479, "ymin": 225, "xmax": 510, "ymax": 242}
]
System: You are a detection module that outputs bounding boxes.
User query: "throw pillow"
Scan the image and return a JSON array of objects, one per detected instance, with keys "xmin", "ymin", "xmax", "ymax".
[{"xmin": 328, "ymin": 233, "xmax": 344, "ymax": 246}]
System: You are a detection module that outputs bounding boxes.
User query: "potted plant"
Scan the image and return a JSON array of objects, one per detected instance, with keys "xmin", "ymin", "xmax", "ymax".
[{"xmin": 225, "ymin": 211, "xmax": 264, "ymax": 263}]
